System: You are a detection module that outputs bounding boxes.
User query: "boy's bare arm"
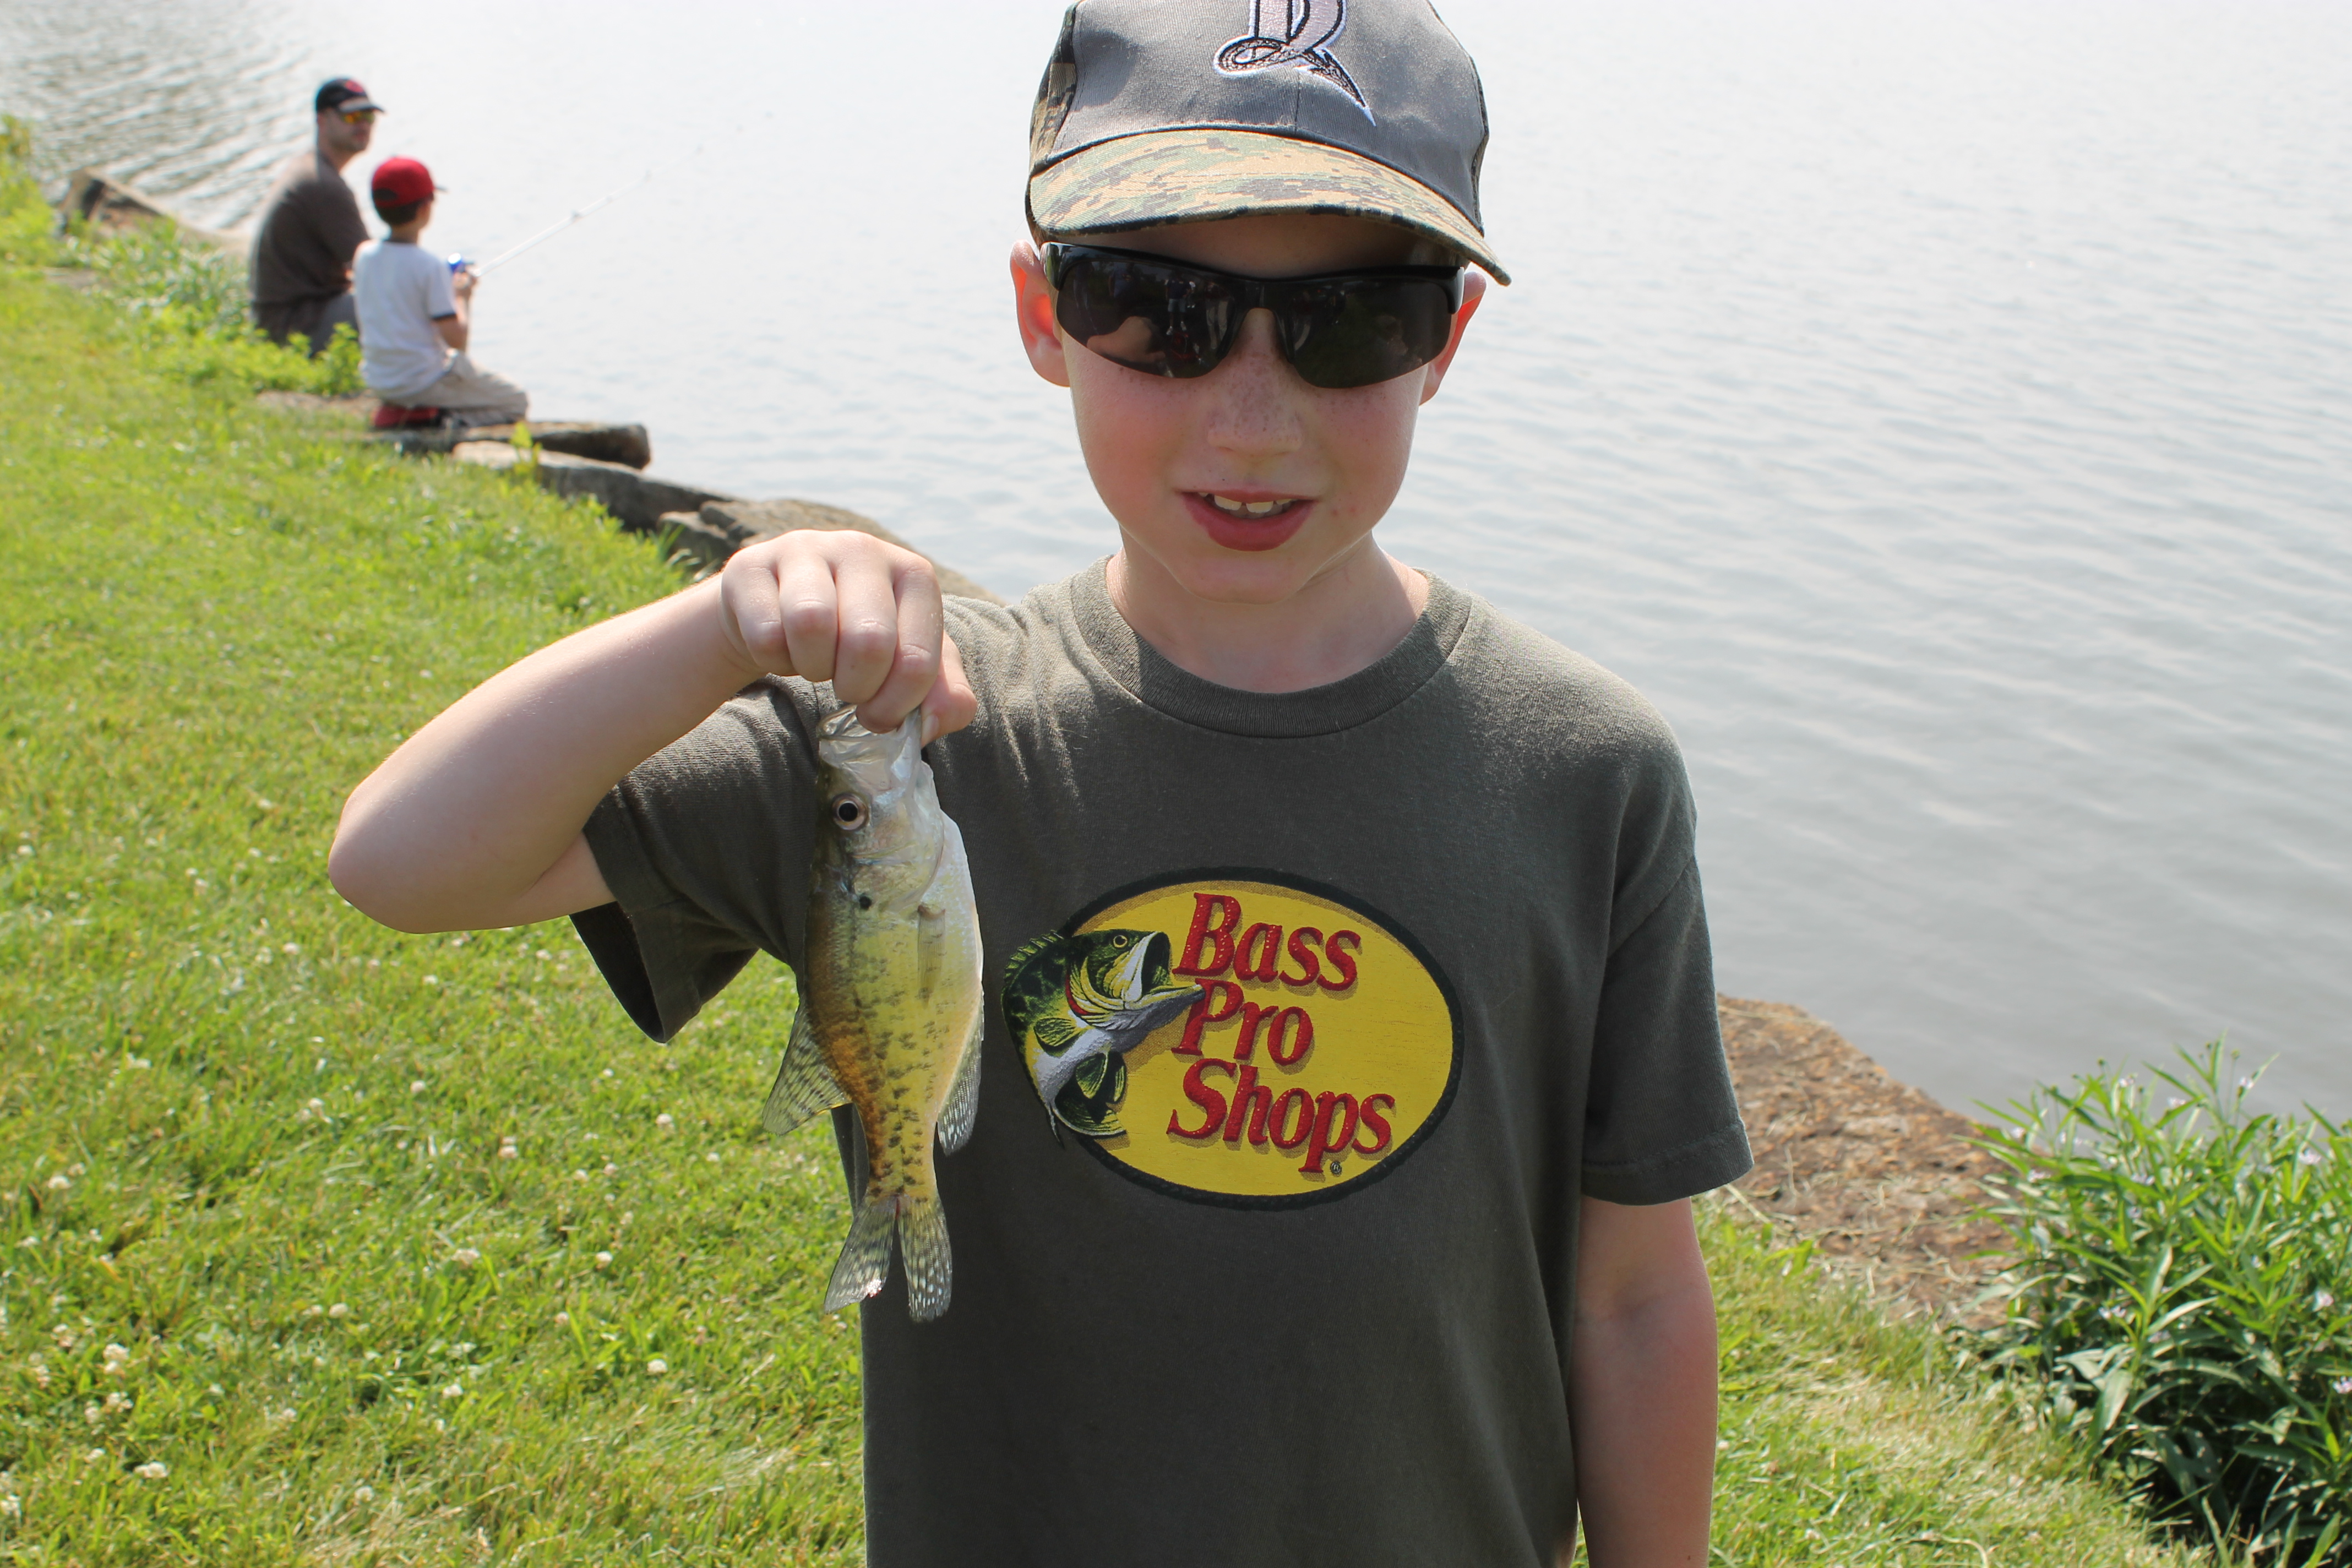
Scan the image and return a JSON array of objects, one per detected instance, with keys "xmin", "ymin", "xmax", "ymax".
[
  {"xmin": 329, "ymin": 531, "xmax": 974, "ymax": 934},
  {"xmin": 1567, "ymin": 1196, "xmax": 1718, "ymax": 1568}
]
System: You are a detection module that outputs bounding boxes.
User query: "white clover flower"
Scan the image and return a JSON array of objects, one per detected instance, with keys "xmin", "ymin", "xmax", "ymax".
[
  {"xmin": 704, "ymin": 1152, "xmax": 721, "ymax": 1164},
  {"xmin": 655, "ymin": 1113, "xmax": 675, "ymax": 1130},
  {"xmin": 553, "ymin": 1311, "xmax": 570, "ymax": 1327},
  {"xmin": 133, "ymin": 1462, "xmax": 167, "ymax": 1481},
  {"xmin": 2335, "ymin": 1377, "xmax": 2352, "ymax": 1396},
  {"xmin": 281, "ymin": 943, "xmax": 299, "ymax": 955},
  {"xmin": 594, "ymin": 1251, "xmax": 613, "ymax": 1269},
  {"xmin": 46, "ymin": 1174, "xmax": 70, "ymax": 1191},
  {"xmin": 439, "ymin": 1383, "xmax": 464, "ymax": 1401},
  {"xmin": 450, "ymin": 1248, "xmax": 481, "ymax": 1269},
  {"xmin": 645, "ymin": 1358, "xmax": 668, "ymax": 1376},
  {"xmin": 84, "ymin": 1449, "xmax": 105, "ymax": 1464},
  {"xmin": 328, "ymin": 1303, "xmax": 349, "ymax": 1319},
  {"xmin": 353, "ymin": 1484, "xmax": 375, "ymax": 1504},
  {"xmin": 101, "ymin": 1343, "xmax": 129, "ymax": 1366},
  {"xmin": 0, "ymin": 1493, "xmax": 19, "ymax": 1518},
  {"xmin": 410, "ymin": 1080, "xmax": 427, "ymax": 1095},
  {"xmin": 572, "ymin": 1169, "xmax": 590, "ymax": 1182},
  {"xmin": 2299, "ymin": 1147, "xmax": 2325, "ymax": 1167},
  {"xmin": 2317, "ymin": 1291, "xmax": 2337, "ymax": 1311},
  {"xmin": 104, "ymin": 1392, "xmax": 131, "ymax": 1414}
]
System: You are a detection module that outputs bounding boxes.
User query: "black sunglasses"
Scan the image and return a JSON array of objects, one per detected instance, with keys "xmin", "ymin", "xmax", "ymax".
[{"xmin": 1041, "ymin": 243, "xmax": 1464, "ymax": 390}]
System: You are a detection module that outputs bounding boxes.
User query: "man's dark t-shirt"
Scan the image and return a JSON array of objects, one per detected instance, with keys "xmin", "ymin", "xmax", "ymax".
[
  {"xmin": 249, "ymin": 151, "xmax": 367, "ymax": 345},
  {"xmin": 574, "ymin": 568, "xmax": 1752, "ymax": 1566}
]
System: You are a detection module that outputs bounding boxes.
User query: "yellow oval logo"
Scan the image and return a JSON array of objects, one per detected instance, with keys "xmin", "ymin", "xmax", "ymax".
[{"xmin": 1004, "ymin": 873, "xmax": 1460, "ymax": 1206}]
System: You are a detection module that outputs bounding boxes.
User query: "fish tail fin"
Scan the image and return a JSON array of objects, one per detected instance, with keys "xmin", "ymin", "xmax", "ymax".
[
  {"xmin": 821, "ymin": 1193, "xmax": 899, "ymax": 1315},
  {"xmin": 897, "ymin": 1193, "xmax": 952, "ymax": 1322}
]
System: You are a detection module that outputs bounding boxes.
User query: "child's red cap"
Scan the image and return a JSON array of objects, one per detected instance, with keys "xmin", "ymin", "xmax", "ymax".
[{"xmin": 370, "ymin": 157, "xmax": 438, "ymax": 208}]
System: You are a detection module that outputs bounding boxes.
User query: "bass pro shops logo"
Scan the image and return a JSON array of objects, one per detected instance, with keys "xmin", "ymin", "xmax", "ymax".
[{"xmin": 1005, "ymin": 872, "xmax": 1460, "ymax": 1207}]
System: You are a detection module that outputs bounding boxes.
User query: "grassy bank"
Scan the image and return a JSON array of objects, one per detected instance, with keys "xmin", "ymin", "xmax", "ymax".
[{"xmin": 0, "ymin": 144, "xmax": 2213, "ymax": 1565}]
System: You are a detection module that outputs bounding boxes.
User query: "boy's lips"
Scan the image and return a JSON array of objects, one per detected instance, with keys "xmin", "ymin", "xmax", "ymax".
[{"xmin": 1182, "ymin": 491, "xmax": 1313, "ymax": 553}]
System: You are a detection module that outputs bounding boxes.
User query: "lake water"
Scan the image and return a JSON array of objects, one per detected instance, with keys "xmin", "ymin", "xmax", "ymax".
[{"xmin": 5, "ymin": 0, "xmax": 2347, "ymax": 1119}]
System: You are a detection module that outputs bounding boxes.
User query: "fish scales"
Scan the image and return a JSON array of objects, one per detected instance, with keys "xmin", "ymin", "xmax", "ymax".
[{"xmin": 760, "ymin": 706, "xmax": 984, "ymax": 1321}]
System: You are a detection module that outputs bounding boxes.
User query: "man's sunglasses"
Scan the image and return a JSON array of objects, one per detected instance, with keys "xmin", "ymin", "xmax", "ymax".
[
  {"xmin": 1041, "ymin": 243, "xmax": 1463, "ymax": 390},
  {"xmin": 337, "ymin": 110, "xmax": 378, "ymax": 126}
]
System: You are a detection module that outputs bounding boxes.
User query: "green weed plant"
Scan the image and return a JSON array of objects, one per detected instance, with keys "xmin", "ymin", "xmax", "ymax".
[
  {"xmin": 1975, "ymin": 1046, "xmax": 2351, "ymax": 1565},
  {"xmin": 1, "ymin": 118, "xmax": 362, "ymax": 399}
]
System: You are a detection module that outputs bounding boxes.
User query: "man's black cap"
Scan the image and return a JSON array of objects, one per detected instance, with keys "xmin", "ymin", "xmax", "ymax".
[{"xmin": 315, "ymin": 78, "xmax": 384, "ymax": 116}]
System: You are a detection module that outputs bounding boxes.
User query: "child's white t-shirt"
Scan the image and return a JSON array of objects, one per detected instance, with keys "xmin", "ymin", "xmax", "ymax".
[{"xmin": 352, "ymin": 239, "xmax": 456, "ymax": 400}]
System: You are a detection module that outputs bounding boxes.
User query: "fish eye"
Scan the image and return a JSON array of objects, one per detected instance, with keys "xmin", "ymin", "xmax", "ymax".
[
  {"xmin": 830, "ymin": 794, "xmax": 868, "ymax": 830},
  {"xmin": 1112, "ymin": 935, "xmax": 1130, "ymax": 946}
]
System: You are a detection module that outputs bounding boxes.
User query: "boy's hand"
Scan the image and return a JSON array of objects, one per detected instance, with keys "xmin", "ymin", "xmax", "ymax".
[{"xmin": 718, "ymin": 529, "xmax": 977, "ymax": 744}]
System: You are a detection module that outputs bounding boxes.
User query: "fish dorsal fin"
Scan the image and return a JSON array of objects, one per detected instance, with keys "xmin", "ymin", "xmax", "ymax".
[
  {"xmin": 936, "ymin": 1004, "xmax": 986, "ymax": 1156},
  {"xmin": 761, "ymin": 989, "xmax": 848, "ymax": 1136}
]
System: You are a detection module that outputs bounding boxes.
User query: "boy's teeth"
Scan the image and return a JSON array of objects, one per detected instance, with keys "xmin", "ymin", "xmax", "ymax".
[{"xmin": 1208, "ymin": 494, "xmax": 1292, "ymax": 517}]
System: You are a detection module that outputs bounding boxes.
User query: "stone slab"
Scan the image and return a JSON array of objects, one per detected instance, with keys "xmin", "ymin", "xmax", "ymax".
[
  {"xmin": 378, "ymin": 421, "xmax": 652, "ymax": 470},
  {"xmin": 693, "ymin": 499, "xmax": 1005, "ymax": 604},
  {"xmin": 448, "ymin": 443, "xmax": 736, "ymax": 533}
]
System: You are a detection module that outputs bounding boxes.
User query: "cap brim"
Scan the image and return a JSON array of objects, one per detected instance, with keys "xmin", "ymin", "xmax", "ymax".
[{"xmin": 1030, "ymin": 128, "xmax": 1508, "ymax": 284}]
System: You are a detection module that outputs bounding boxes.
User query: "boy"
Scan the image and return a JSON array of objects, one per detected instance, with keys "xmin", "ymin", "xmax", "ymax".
[
  {"xmin": 331, "ymin": 3, "xmax": 1748, "ymax": 1563},
  {"xmin": 352, "ymin": 156, "xmax": 529, "ymax": 426}
]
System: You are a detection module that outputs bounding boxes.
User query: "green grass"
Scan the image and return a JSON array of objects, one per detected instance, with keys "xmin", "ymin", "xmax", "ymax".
[
  {"xmin": 0, "ymin": 135, "xmax": 2213, "ymax": 1565},
  {"xmin": 0, "ymin": 262, "xmax": 863, "ymax": 1564},
  {"xmin": 1690, "ymin": 1208, "xmax": 2205, "ymax": 1566}
]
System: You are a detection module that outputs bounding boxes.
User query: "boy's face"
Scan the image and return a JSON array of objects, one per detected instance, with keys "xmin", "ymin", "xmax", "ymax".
[{"xmin": 1012, "ymin": 214, "xmax": 1485, "ymax": 608}]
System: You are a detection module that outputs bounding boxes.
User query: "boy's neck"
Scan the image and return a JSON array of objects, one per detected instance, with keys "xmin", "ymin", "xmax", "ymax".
[
  {"xmin": 388, "ymin": 224, "xmax": 427, "ymax": 244},
  {"xmin": 1106, "ymin": 538, "xmax": 1430, "ymax": 694}
]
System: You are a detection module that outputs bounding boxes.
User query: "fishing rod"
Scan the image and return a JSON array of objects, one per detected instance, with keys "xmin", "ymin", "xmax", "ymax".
[{"xmin": 448, "ymin": 111, "xmax": 771, "ymax": 276}]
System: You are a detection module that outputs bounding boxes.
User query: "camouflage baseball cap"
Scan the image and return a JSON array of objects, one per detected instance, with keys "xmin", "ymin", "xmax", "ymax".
[{"xmin": 1027, "ymin": 0, "xmax": 1509, "ymax": 283}]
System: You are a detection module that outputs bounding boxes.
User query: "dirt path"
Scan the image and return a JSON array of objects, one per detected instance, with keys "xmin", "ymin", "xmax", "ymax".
[{"xmin": 1717, "ymin": 996, "xmax": 2013, "ymax": 1325}]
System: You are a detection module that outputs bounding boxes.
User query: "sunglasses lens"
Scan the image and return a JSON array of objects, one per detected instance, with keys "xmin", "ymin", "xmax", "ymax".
[
  {"xmin": 1053, "ymin": 254, "xmax": 1237, "ymax": 379},
  {"xmin": 1278, "ymin": 278, "xmax": 1457, "ymax": 389}
]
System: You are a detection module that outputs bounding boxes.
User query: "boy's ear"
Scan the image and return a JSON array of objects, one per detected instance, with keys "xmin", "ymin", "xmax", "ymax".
[
  {"xmin": 1415, "ymin": 270, "xmax": 1488, "ymax": 406},
  {"xmin": 1010, "ymin": 241, "xmax": 1071, "ymax": 389}
]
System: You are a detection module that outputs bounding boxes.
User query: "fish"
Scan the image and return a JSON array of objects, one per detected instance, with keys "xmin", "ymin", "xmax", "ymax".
[
  {"xmin": 760, "ymin": 706, "xmax": 984, "ymax": 1322},
  {"xmin": 1003, "ymin": 929, "xmax": 1200, "ymax": 1137}
]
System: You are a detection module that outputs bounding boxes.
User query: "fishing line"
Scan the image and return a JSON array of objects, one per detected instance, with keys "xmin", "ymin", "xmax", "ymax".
[{"xmin": 453, "ymin": 108, "xmax": 774, "ymax": 275}]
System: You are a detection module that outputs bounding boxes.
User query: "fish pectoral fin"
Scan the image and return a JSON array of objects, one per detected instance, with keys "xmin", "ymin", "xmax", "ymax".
[
  {"xmin": 1074, "ymin": 1054, "xmax": 1109, "ymax": 1097},
  {"xmin": 760, "ymin": 997, "xmax": 848, "ymax": 1137},
  {"xmin": 1030, "ymin": 1012, "xmax": 1082, "ymax": 1054},
  {"xmin": 937, "ymin": 1005, "xmax": 986, "ymax": 1156}
]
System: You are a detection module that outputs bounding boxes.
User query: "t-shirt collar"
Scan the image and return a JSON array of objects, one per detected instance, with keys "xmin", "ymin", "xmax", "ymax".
[{"xmin": 1064, "ymin": 558, "xmax": 1474, "ymax": 739}]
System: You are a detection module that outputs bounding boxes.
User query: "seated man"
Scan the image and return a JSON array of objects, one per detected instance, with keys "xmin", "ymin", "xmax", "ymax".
[
  {"xmin": 250, "ymin": 77, "xmax": 377, "ymax": 355},
  {"xmin": 353, "ymin": 156, "xmax": 529, "ymax": 427}
]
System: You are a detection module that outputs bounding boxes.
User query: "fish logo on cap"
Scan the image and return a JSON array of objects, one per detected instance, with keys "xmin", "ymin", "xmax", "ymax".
[{"xmin": 1215, "ymin": 0, "xmax": 1371, "ymax": 119}]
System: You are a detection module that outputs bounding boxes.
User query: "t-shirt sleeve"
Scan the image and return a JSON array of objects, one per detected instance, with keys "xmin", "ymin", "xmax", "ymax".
[
  {"xmin": 424, "ymin": 260, "xmax": 456, "ymax": 319},
  {"xmin": 571, "ymin": 680, "xmax": 826, "ymax": 1042},
  {"xmin": 1577, "ymin": 741, "xmax": 1752, "ymax": 1205}
]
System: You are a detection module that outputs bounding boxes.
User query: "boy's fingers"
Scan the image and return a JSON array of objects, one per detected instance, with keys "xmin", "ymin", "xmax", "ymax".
[
  {"xmin": 829, "ymin": 548, "xmax": 911, "ymax": 709},
  {"xmin": 855, "ymin": 559, "xmax": 945, "ymax": 732},
  {"xmin": 772, "ymin": 545, "xmax": 847, "ymax": 684},
  {"xmin": 919, "ymin": 632, "xmax": 978, "ymax": 745},
  {"xmin": 718, "ymin": 549, "xmax": 797, "ymax": 676}
]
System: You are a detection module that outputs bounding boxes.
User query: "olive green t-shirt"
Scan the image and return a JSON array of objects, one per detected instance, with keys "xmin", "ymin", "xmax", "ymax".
[{"xmin": 577, "ymin": 564, "xmax": 1750, "ymax": 1567}]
